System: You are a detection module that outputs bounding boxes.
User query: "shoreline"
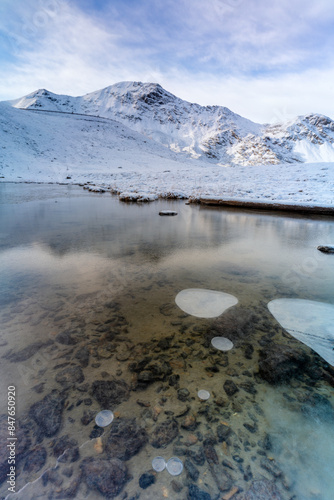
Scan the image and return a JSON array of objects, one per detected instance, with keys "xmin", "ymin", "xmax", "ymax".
[{"xmin": 1, "ymin": 180, "xmax": 334, "ymax": 215}]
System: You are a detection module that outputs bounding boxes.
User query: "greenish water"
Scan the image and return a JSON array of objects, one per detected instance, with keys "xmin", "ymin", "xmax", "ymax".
[{"xmin": 0, "ymin": 183, "xmax": 334, "ymax": 500}]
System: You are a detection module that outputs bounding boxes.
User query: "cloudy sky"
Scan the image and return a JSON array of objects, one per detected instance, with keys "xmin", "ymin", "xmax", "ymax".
[{"xmin": 0, "ymin": 0, "xmax": 334, "ymax": 122}]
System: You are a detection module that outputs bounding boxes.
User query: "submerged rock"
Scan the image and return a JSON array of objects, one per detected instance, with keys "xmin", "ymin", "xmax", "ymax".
[
  {"xmin": 242, "ymin": 479, "xmax": 283, "ymax": 499},
  {"xmin": 75, "ymin": 346, "xmax": 90, "ymax": 367},
  {"xmin": 4, "ymin": 340, "xmax": 54, "ymax": 362},
  {"xmin": 151, "ymin": 419, "xmax": 179, "ymax": 448},
  {"xmin": 55, "ymin": 330, "xmax": 80, "ymax": 345},
  {"xmin": 55, "ymin": 365, "xmax": 84, "ymax": 387},
  {"xmin": 52, "ymin": 435, "xmax": 80, "ymax": 463},
  {"xmin": 301, "ymin": 393, "xmax": 334, "ymax": 423},
  {"xmin": 224, "ymin": 380, "xmax": 239, "ymax": 397},
  {"xmin": 317, "ymin": 245, "xmax": 334, "ymax": 254},
  {"xmin": 29, "ymin": 390, "xmax": 65, "ymax": 437},
  {"xmin": 206, "ymin": 307, "xmax": 257, "ymax": 346},
  {"xmin": 91, "ymin": 379, "xmax": 130, "ymax": 407},
  {"xmin": 188, "ymin": 484, "xmax": 212, "ymax": 500},
  {"xmin": 258, "ymin": 344, "xmax": 309, "ymax": 384},
  {"xmin": 104, "ymin": 418, "xmax": 148, "ymax": 461},
  {"xmin": 81, "ymin": 457, "xmax": 128, "ymax": 498},
  {"xmin": 23, "ymin": 446, "xmax": 47, "ymax": 473},
  {"xmin": 184, "ymin": 457, "xmax": 199, "ymax": 481},
  {"xmin": 0, "ymin": 416, "xmax": 30, "ymax": 484},
  {"xmin": 139, "ymin": 472, "xmax": 156, "ymax": 489}
]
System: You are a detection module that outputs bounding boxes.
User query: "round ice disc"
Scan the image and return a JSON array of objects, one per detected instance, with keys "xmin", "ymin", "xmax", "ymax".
[
  {"xmin": 198, "ymin": 389, "xmax": 210, "ymax": 400},
  {"xmin": 152, "ymin": 456, "xmax": 166, "ymax": 472},
  {"xmin": 166, "ymin": 457, "xmax": 183, "ymax": 476},
  {"xmin": 211, "ymin": 336, "xmax": 234, "ymax": 351},
  {"xmin": 95, "ymin": 410, "xmax": 114, "ymax": 427}
]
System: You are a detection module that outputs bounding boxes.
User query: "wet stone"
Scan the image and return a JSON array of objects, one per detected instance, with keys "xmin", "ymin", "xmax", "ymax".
[
  {"xmin": 244, "ymin": 344, "xmax": 254, "ymax": 360},
  {"xmin": 75, "ymin": 346, "xmax": 90, "ymax": 368},
  {"xmin": 81, "ymin": 410, "xmax": 96, "ymax": 425},
  {"xmin": 0, "ymin": 416, "xmax": 30, "ymax": 483},
  {"xmin": 188, "ymin": 447, "xmax": 206, "ymax": 466},
  {"xmin": 224, "ymin": 380, "xmax": 239, "ymax": 397},
  {"xmin": 53, "ymin": 435, "xmax": 80, "ymax": 463},
  {"xmin": 260, "ymin": 458, "xmax": 282, "ymax": 478},
  {"xmin": 204, "ymin": 444, "xmax": 219, "ymax": 465},
  {"xmin": 217, "ymin": 424, "xmax": 232, "ymax": 442},
  {"xmin": 171, "ymin": 479, "xmax": 183, "ymax": 493},
  {"xmin": 243, "ymin": 479, "xmax": 283, "ymax": 499},
  {"xmin": 184, "ymin": 457, "xmax": 199, "ymax": 481},
  {"xmin": 32, "ymin": 382, "xmax": 45, "ymax": 394},
  {"xmin": 104, "ymin": 418, "xmax": 148, "ymax": 461},
  {"xmin": 49, "ymin": 475, "xmax": 81, "ymax": 499},
  {"xmin": 81, "ymin": 457, "xmax": 128, "ymax": 498},
  {"xmin": 188, "ymin": 483, "xmax": 212, "ymax": 500},
  {"xmin": 42, "ymin": 467, "xmax": 63, "ymax": 487},
  {"xmin": 151, "ymin": 419, "xmax": 179, "ymax": 448},
  {"xmin": 55, "ymin": 365, "xmax": 84, "ymax": 387},
  {"xmin": 29, "ymin": 390, "xmax": 65, "ymax": 438},
  {"xmin": 4, "ymin": 340, "xmax": 53, "ymax": 362},
  {"xmin": 169, "ymin": 374, "xmax": 180, "ymax": 386},
  {"xmin": 243, "ymin": 422, "xmax": 258, "ymax": 434},
  {"xmin": 23, "ymin": 446, "xmax": 47, "ymax": 473},
  {"xmin": 77, "ymin": 383, "xmax": 89, "ymax": 393},
  {"xmin": 139, "ymin": 472, "xmax": 156, "ymax": 489},
  {"xmin": 207, "ymin": 307, "xmax": 257, "ymax": 347},
  {"xmin": 258, "ymin": 344, "xmax": 309, "ymax": 384},
  {"xmin": 90, "ymin": 427, "xmax": 104, "ymax": 439},
  {"xmin": 209, "ymin": 463, "xmax": 233, "ymax": 492},
  {"xmin": 55, "ymin": 331, "xmax": 80, "ymax": 345},
  {"xmin": 177, "ymin": 388, "xmax": 190, "ymax": 401},
  {"xmin": 240, "ymin": 381, "xmax": 257, "ymax": 395},
  {"xmin": 181, "ymin": 414, "xmax": 198, "ymax": 431},
  {"xmin": 301, "ymin": 393, "xmax": 334, "ymax": 423},
  {"xmin": 91, "ymin": 379, "xmax": 130, "ymax": 407}
]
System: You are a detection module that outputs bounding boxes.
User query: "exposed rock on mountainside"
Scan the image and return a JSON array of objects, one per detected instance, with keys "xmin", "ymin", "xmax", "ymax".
[{"xmin": 10, "ymin": 81, "xmax": 334, "ymax": 165}]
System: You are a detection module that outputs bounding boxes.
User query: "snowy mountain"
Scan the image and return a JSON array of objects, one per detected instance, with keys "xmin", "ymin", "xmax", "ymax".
[{"xmin": 10, "ymin": 81, "xmax": 334, "ymax": 165}]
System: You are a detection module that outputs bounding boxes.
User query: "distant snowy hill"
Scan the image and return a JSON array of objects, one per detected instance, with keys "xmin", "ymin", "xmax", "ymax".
[{"xmin": 10, "ymin": 81, "xmax": 334, "ymax": 165}]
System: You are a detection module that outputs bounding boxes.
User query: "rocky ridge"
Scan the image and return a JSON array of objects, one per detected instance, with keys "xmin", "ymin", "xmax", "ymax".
[{"xmin": 9, "ymin": 82, "xmax": 334, "ymax": 166}]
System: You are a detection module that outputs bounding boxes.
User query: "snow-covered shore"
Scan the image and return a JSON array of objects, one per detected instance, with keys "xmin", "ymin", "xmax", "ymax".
[{"xmin": 0, "ymin": 103, "xmax": 333, "ymax": 211}]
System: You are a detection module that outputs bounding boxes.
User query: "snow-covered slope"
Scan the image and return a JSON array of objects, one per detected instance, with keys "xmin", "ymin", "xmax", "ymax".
[
  {"xmin": 0, "ymin": 100, "xmax": 212, "ymax": 189},
  {"xmin": 0, "ymin": 101, "xmax": 333, "ymax": 207},
  {"xmin": 10, "ymin": 82, "xmax": 334, "ymax": 165}
]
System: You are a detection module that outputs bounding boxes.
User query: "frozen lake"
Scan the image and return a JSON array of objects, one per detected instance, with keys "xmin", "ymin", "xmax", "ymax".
[{"xmin": 0, "ymin": 183, "xmax": 334, "ymax": 499}]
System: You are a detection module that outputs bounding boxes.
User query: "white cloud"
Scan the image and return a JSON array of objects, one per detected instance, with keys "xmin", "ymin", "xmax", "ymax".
[{"xmin": 0, "ymin": 0, "xmax": 334, "ymax": 123}]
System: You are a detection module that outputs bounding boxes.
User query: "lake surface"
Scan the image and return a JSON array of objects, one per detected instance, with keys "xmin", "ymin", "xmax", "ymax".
[{"xmin": 0, "ymin": 183, "xmax": 334, "ymax": 500}]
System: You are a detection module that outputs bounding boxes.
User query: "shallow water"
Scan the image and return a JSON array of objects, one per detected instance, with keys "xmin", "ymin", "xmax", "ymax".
[{"xmin": 0, "ymin": 183, "xmax": 334, "ymax": 500}]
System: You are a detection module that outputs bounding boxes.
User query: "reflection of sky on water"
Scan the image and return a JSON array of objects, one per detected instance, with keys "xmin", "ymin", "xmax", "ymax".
[{"xmin": 1, "ymin": 184, "xmax": 334, "ymax": 307}]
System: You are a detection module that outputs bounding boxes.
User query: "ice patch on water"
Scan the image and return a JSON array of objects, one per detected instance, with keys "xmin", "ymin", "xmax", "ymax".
[
  {"xmin": 268, "ymin": 298, "xmax": 334, "ymax": 366},
  {"xmin": 211, "ymin": 336, "xmax": 234, "ymax": 351},
  {"xmin": 95, "ymin": 410, "xmax": 114, "ymax": 427},
  {"xmin": 175, "ymin": 289, "xmax": 238, "ymax": 318}
]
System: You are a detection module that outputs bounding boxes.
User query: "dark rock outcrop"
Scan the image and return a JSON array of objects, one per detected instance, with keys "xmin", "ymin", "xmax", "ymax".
[
  {"xmin": 104, "ymin": 418, "xmax": 148, "ymax": 461},
  {"xmin": 258, "ymin": 344, "xmax": 309, "ymax": 384},
  {"xmin": 81, "ymin": 457, "xmax": 128, "ymax": 498},
  {"xmin": 29, "ymin": 390, "xmax": 65, "ymax": 437},
  {"xmin": 91, "ymin": 379, "xmax": 130, "ymax": 407},
  {"xmin": 150, "ymin": 419, "xmax": 178, "ymax": 448}
]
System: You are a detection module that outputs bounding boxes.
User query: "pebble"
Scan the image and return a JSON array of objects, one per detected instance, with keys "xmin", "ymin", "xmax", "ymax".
[{"xmin": 139, "ymin": 472, "xmax": 156, "ymax": 489}]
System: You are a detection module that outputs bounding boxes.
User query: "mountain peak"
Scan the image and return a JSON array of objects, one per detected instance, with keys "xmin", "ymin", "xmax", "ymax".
[{"xmin": 7, "ymin": 81, "xmax": 334, "ymax": 165}]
